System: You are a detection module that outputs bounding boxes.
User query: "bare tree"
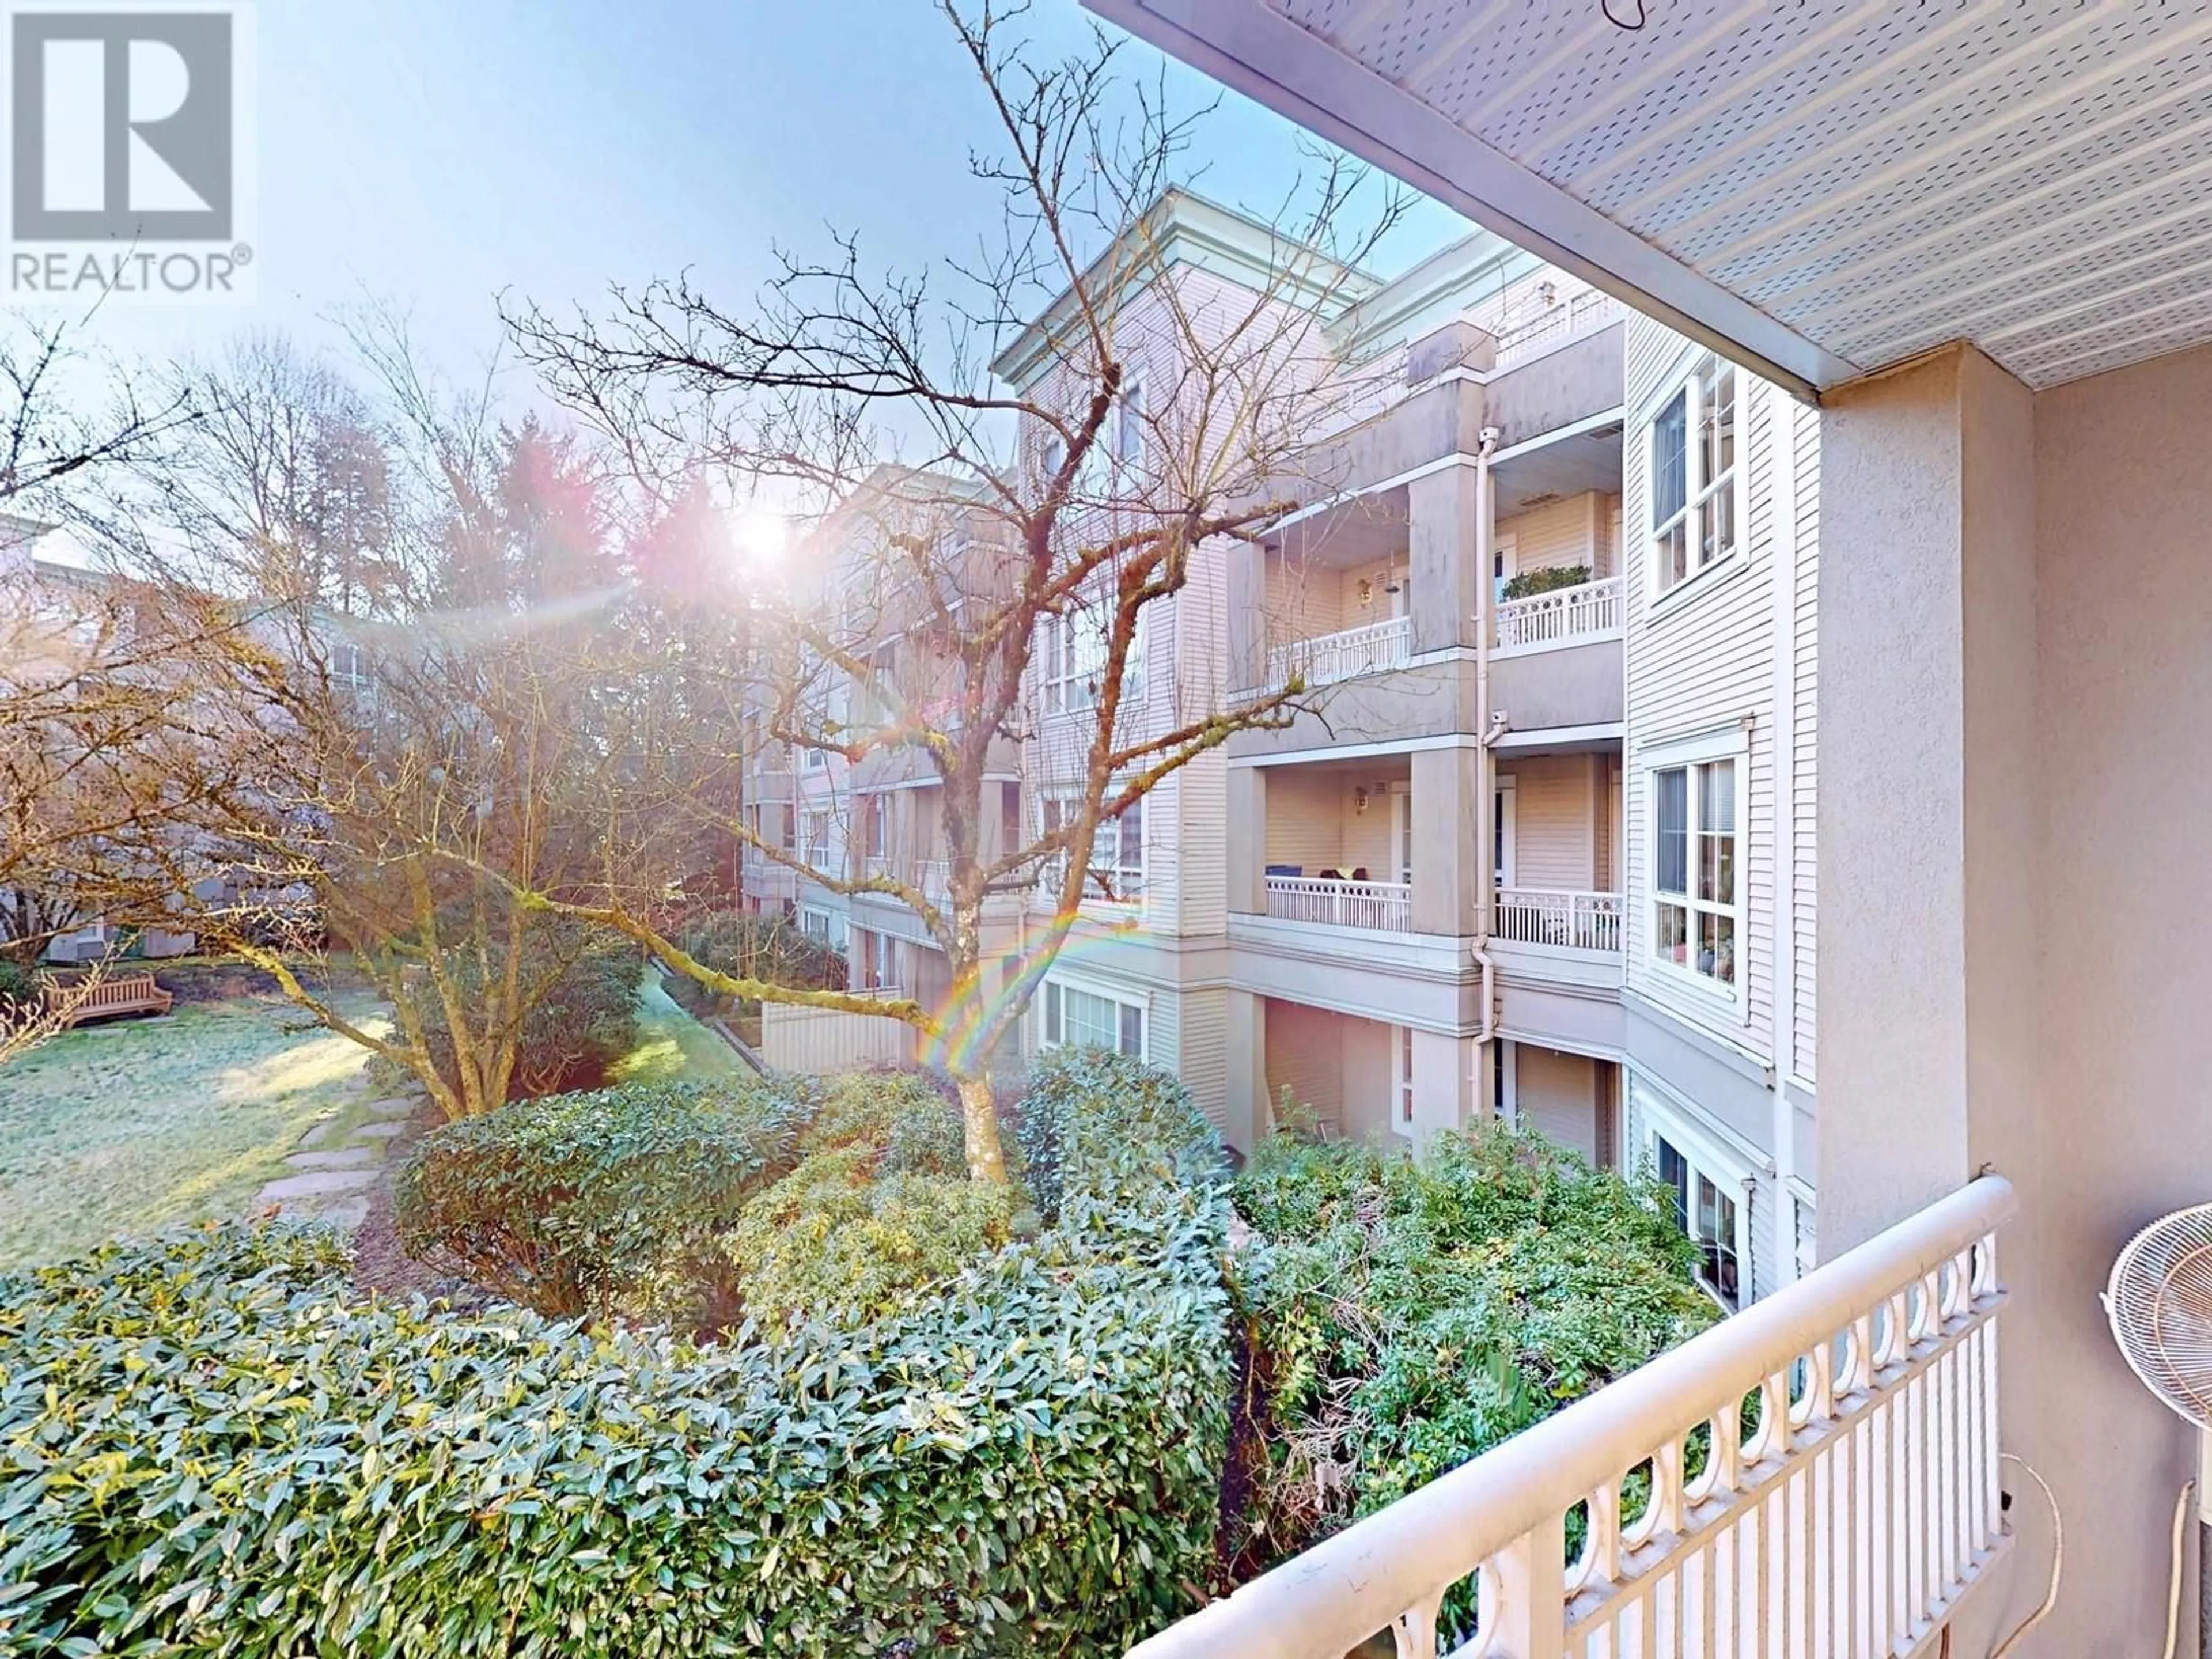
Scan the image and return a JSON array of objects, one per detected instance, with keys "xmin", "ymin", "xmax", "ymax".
[
  {"xmin": 0, "ymin": 308, "xmax": 208, "ymax": 978},
  {"xmin": 502, "ymin": 2, "xmax": 1408, "ymax": 1183},
  {"xmin": 87, "ymin": 338, "xmax": 744, "ymax": 1118},
  {"xmin": 0, "ymin": 311, "xmax": 195, "ymax": 506}
]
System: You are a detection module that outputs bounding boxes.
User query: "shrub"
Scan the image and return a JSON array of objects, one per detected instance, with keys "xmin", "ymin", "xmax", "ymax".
[
  {"xmin": 796, "ymin": 1067, "xmax": 965, "ymax": 1175},
  {"xmin": 669, "ymin": 908, "xmax": 845, "ymax": 1014},
  {"xmin": 1500, "ymin": 561, "xmax": 1592, "ymax": 601},
  {"xmin": 400, "ymin": 916, "xmax": 642, "ymax": 1101},
  {"xmin": 1016, "ymin": 1044, "xmax": 1225, "ymax": 1223},
  {"xmin": 393, "ymin": 1076, "xmax": 804, "ymax": 1328},
  {"xmin": 724, "ymin": 1073, "xmax": 997, "ymax": 1327},
  {"xmin": 725, "ymin": 1147, "xmax": 1015, "ymax": 1326},
  {"xmin": 0, "ymin": 959, "xmax": 37, "ymax": 1012},
  {"xmin": 1, "ymin": 1055, "xmax": 1231, "ymax": 1657},
  {"xmin": 1230, "ymin": 1124, "xmax": 1715, "ymax": 1623}
]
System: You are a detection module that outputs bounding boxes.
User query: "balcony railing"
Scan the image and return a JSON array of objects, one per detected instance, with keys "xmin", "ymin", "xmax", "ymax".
[
  {"xmin": 1128, "ymin": 1175, "xmax": 2017, "ymax": 1659},
  {"xmin": 1494, "ymin": 575, "xmax": 1623, "ymax": 652},
  {"xmin": 1493, "ymin": 888, "xmax": 1623, "ymax": 953},
  {"xmin": 1264, "ymin": 874, "xmax": 1412, "ymax": 933},
  {"xmin": 1494, "ymin": 288, "xmax": 1624, "ymax": 368},
  {"xmin": 1266, "ymin": 615, "xmax": 1412, "ymax": 690}
]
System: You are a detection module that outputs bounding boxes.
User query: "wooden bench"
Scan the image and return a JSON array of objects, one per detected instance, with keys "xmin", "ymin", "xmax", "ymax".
[{"xmin": 44, "ymin": 972, "xmax": 175, "ymax": 1028}]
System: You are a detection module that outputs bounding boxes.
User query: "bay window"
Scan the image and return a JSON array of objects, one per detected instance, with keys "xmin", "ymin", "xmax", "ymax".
[
  {"xmin": 1650, "ymin": 350, "xmax": 1739, "ymax": 594},
  {"xmin": 1652, "ymin": 753, "xmax": 1738, "ymax": 991}
]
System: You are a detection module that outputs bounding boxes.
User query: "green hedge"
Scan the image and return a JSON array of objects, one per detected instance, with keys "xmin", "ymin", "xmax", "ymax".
[
  {"xmin": 725, "ymin": 1074, "xmax": 1009, "ymax": 1328},
  {"xmin": 1229, "ymin": 1124, "xmax": 1715, "ymax": 1624},
  {"xmin": 668, "ymin": 910, "xmax": 846, "ymax": 1016},
  {"xmin": 0, "ymin": 1054, "xmax": 1233, "ymax": 1657},
  {"xmin": 392, "ymin": 1077, "xmax": 804, "ymax": 1329}
]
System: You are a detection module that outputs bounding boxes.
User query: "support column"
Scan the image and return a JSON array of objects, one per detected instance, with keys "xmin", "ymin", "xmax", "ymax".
[
  {"xmin": 1225, "ymin": 540, "xmax": 1267, "ymax": 692},
  {"xmin": 1226, "ymin": 764, "xmax": 1266, "ymax": 918},
  {"xmin": 1819, "ymin": 345, "xmax": 2037, "ymax": 1252},
  {"xmin": 1819, "ymin": 345, "xmax": 2040, "ymax": 1659},
  {"xmin": 1222, "ymin": 989, "xmax": 1267, "ymax": 1153},
  {"xmin": 1410, "ymin": 744, "xmax": 1480, "ymax": 937},
  {"xmin": 1409, "ymin": 1029, "xmax": 1480, "ymax": 1143},
  {"xmin": 1407, "ymin": 463, "xmax": 1482, "ymax": 655}
]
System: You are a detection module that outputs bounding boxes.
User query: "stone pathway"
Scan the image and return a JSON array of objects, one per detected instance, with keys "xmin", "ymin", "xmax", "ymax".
[{"xmin": 254, "ymin": 1090, "xmax": 427, "ymax": 1234}]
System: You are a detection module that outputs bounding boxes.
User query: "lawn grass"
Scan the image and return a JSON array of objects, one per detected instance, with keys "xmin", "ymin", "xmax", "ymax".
[
  {"xmin": 611, "ymin": 972, "xmax": 747, "ymax": 1086},
  {"xmin": 0, "ymin": 993, "xmax": 389, "ymax": 1270}
]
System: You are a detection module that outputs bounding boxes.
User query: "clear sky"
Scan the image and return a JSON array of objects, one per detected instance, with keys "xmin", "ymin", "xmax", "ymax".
[{"xmin": 79, "ymin": 0, "xmax": 1470, "ymax": 391}]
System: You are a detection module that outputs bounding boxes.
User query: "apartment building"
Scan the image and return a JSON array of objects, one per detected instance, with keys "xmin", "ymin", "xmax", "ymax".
[{"xmin": 752, "ymin": 192, "xmax": 1817, "ymax": 1317}]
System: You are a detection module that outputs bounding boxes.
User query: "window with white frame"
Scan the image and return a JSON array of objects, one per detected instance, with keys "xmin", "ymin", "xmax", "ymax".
[
  {"xmin": 1037, "ymin": 791, "xmax": 1145, "ymax": 903},
  {"xmin": 1039, "ymin": 596, "xmax": 1145, "ymax": 714},
  {"xmin": 1040, "ymin": 606, "xmax": 1104, "ymax": 713},
  {"xmin": 327, "ymin": 639, "xmax": 370, "ymax": 693},
  {"xmin": 803, "ymin": 809, "xmax": 831, "ymax": 871},
  {"xmin": 1652, "ymin": 754, "xmax": 1738, "ymax": 991},
  {"xmin": 1651, "ymin": 1124, "xmax": 1745, "ymax": 1309},
  {"xmin": 1396, "ymin": 1025, "xmax": 1415, "ymax": 1130},
  {"xmin": 800, "ymin": 905, "xmax": 833, "ymax": 942},
  {"xmin": 1115, "ymin": 377, "xmax": 1145, "ymax": 465},
  {"xmin": 1040, "ymin": 978, "xmax": 1145, "ymax": 1058},
  {"xmin": 1039, "ymin": 433, "xmax": 1065, "ymax": 483},
  {"xmin": 861, "ymin": 795, "xmax": 887, "ymax": 862},
  {"xmin": 1649, "ymin": 351, "xmax": 1739, "ymax": 594},
  {"xmin": 855, "ymin": 927, "xmax": 895, "ymax": 991}
]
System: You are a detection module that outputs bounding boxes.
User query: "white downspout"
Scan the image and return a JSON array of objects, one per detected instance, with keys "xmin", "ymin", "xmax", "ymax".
[{"xmin": 1473, "ymin": 425, "xmax": 1503, "ymax": 1114}]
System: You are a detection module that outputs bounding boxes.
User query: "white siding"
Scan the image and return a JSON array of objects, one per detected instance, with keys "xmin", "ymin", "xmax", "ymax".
[
  {"xmin": 1500, "ymin": 755, "xmax": 1599, "ymax": 889},
  {"xmin": 1266, "ymin": 1001, "xmax": 1345, "ymax": 1130},
  {"xmin": 1790, "ymin": 399, "xmax": 1820, "ymax": 1082},
  {"xmin": 1516, "ymin": 1044, "xmax": 1599, "ymax": 1160},
  {"xmin": 1499, "ymin": 491, "xmax": 1619, "ymax": 582},
  {"xmin": 1179, "ymin": 986, "xmax": 1229, "ymax": 1129},
  {"xmin": 1620, "ymin": 314, "xmax": 1782, "ymax": 1062}
]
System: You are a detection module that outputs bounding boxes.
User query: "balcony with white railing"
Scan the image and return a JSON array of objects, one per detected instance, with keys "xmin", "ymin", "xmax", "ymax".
[
  {"xmin": 1265, "ymin": 874, "xmax": 1412, "ymax": 933},
  {"xmin": 1494, "ymin": 288, "xmax": 1626, "ymax": 370},
  {"xmin": 1128, "ymin": 1175, "xmax": 2017, "ymax": 1659},
  {"xmin": 1265, "ymin": 614, "xmax": 1413, "ymax": 691},
  {"xmin": 1494, "ymin": 576, "xmax": 1624, "ymax": 654},
  {"xmin": 1493, "ymin": 888, "xmax": 1623, "ymax": 954}
]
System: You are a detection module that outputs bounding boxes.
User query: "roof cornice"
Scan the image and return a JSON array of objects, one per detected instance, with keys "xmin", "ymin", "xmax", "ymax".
[{"xmin": 990, "ymin": 185, "xmax": 1382, "ymax": 391}]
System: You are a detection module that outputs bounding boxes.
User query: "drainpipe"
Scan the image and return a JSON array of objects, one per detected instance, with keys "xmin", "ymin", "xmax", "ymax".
[{"xmin": 1472, "ymin": 426, "xmax": 1503, "ymax": 1114}]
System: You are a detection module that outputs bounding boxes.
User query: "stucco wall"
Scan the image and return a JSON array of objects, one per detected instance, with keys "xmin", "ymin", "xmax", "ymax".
[
  {"xmin": 2027, "ymin": 343, "xmax": 2212, "ymax": 1659},
  {"xmin": 1822, "ymin": 342, "xmax": 2210, "ymax": 1659}
]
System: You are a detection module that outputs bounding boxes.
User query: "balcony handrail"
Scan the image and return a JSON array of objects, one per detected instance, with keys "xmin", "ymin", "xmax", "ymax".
[
  {"xmin": 1126, "ymin": 1174, "xmax": 2017, "ymax": 1659},
  {"xmin": 1264, "ymin": 613, "xmax": 1412, "ymax": 691},
  {"xmin": 1494, "ymin": 574, "xmax": 1624, "ymax": 651},
  {"xmin": 1494, "ymin": 289, "xmax": 1624, "ymax": 368},
  {"xmin": 1492, "ymin": 886, "xmax": 1623, "ymax": 952},
  {"xmin": 1263, "ymin": 873, "xmax": 1412, "ymax": 933}
]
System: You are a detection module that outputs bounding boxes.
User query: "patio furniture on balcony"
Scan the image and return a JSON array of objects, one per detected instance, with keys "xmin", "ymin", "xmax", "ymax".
[
  {"xmin": 1266, "ymin": 615, "xmax": 1413, "ymax": 690},
  {"xmin": 1492, "ymin": 888, "xmax": 1624, "ymax": 953},
  {"xmin": 1128, "ymin": 1176, "xmax": 2017, "ymax": 1659},
  {"xmin": 1265, "ymin": 873, "xmax": 1412, "ymax": 933},
  {"xmin": 1494, "ymin": 575, "xmax": 1624, "ymax": 652}
]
